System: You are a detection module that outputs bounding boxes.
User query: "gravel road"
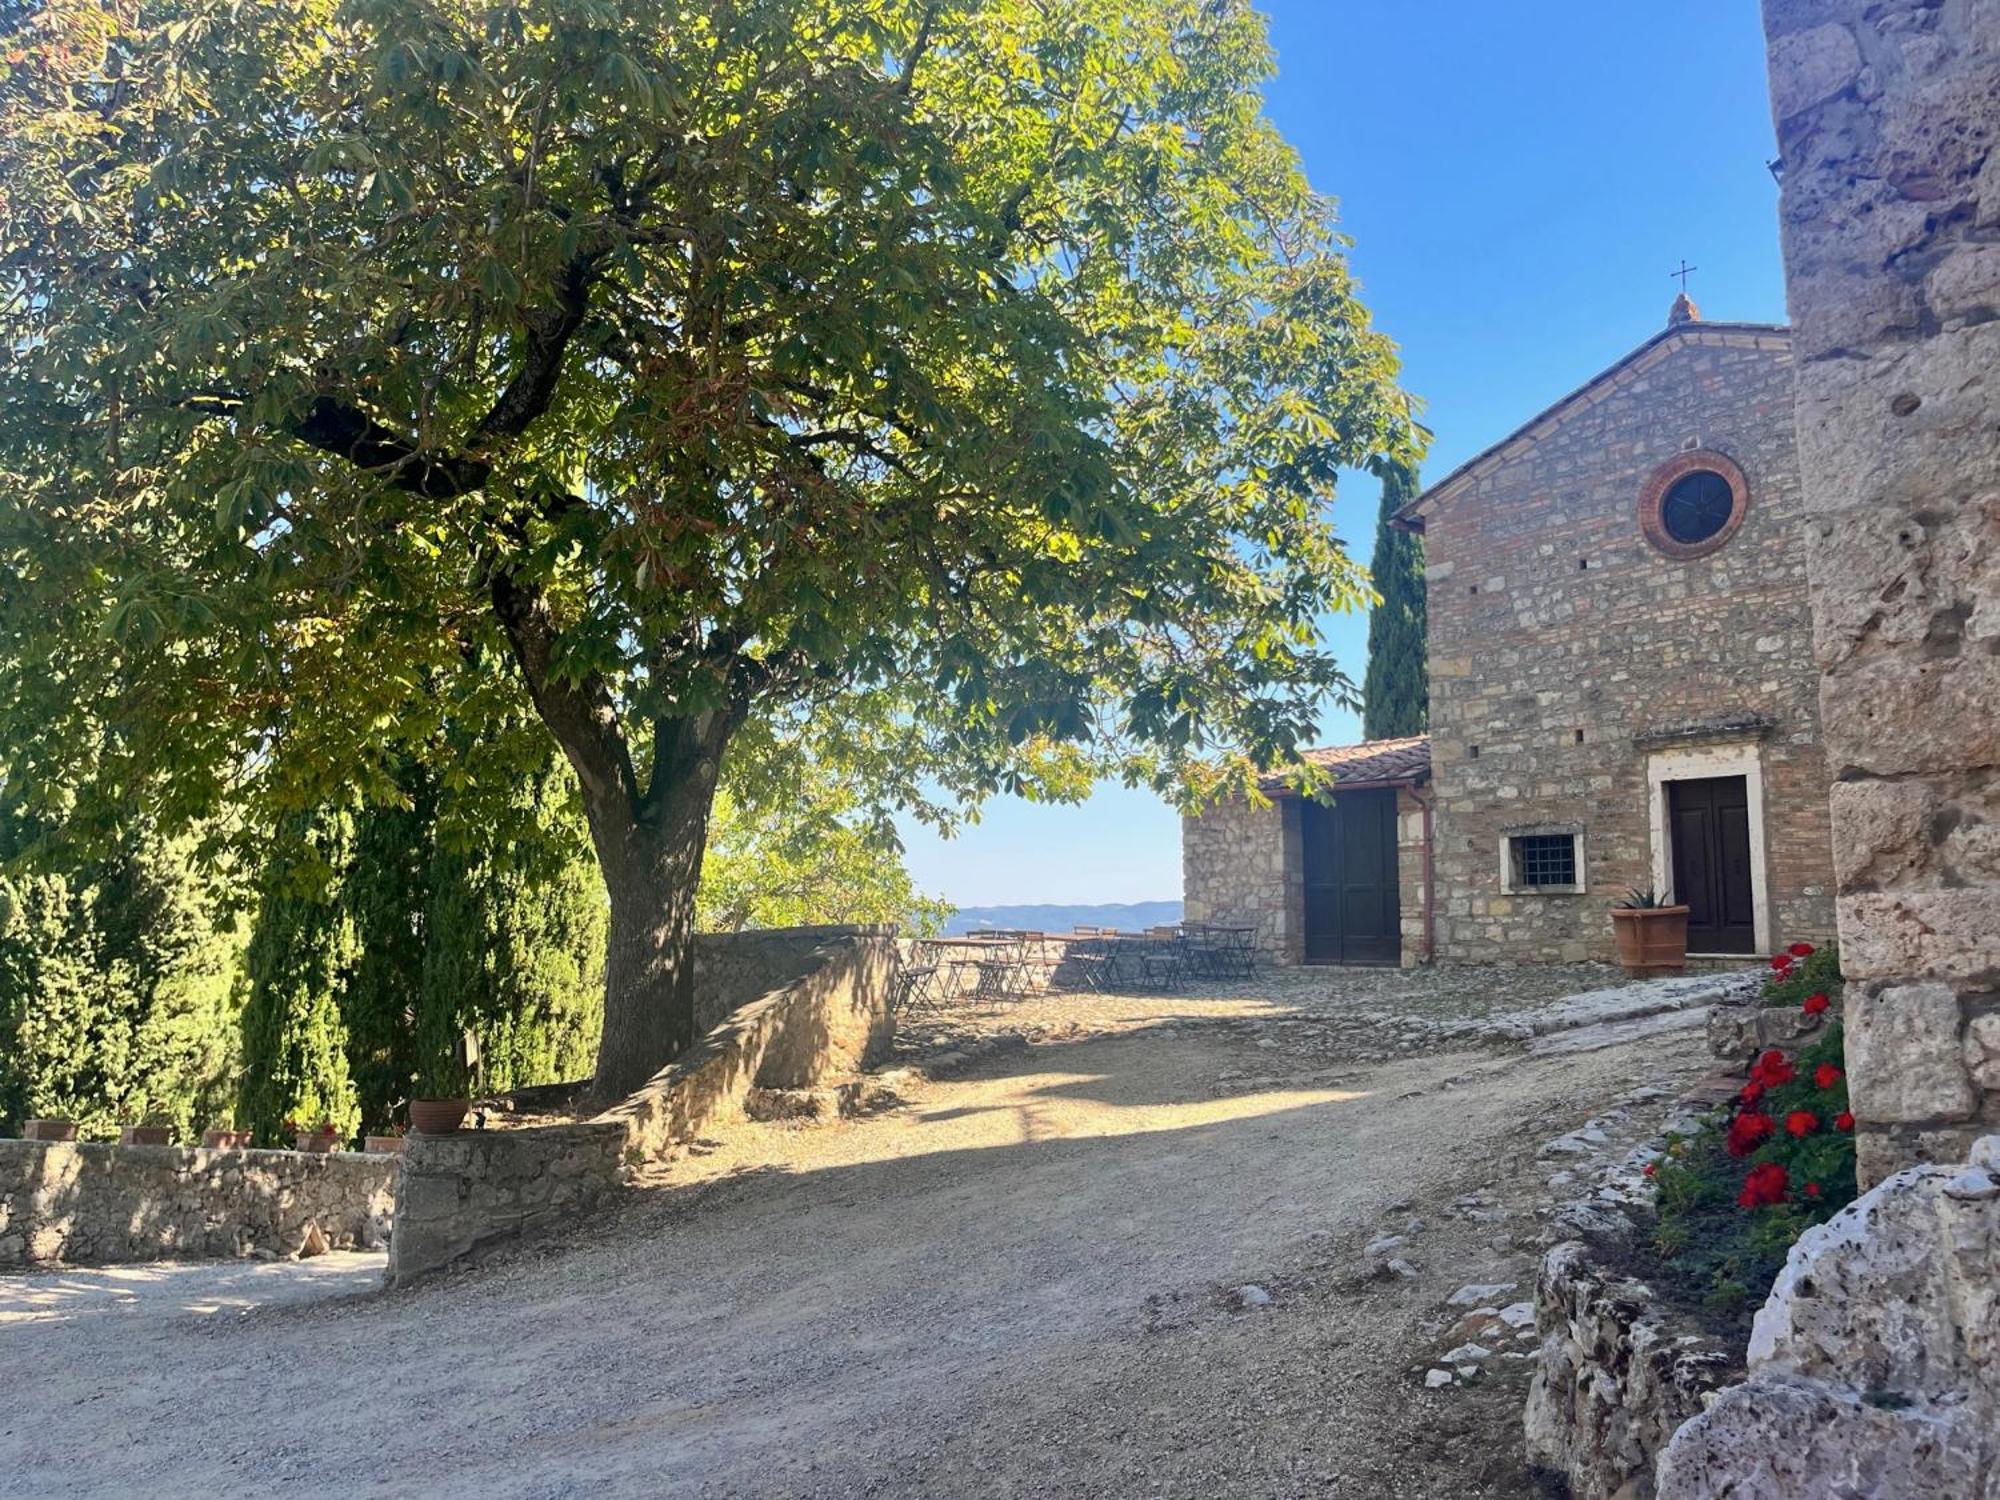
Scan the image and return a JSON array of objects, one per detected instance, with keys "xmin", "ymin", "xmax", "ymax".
[{"xmin": 0, "ymin": 978, "xmax": 1716, "ymax": 1499}]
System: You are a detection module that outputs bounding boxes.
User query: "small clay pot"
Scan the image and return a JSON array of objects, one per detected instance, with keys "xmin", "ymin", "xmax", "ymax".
[
  {"xmin": 408, "ymin": 1098, "xmax": 470, "ymax": 1136},
  {"xmin": 201, "ymin": 1129, "xmax": 253, "ymax": 1150},
  {"xmin": 22, "ymin": 1119, "xmax": 77, "ymax": 1142},
  {"xmin": 119, "ymin": 1124, "xmax": 173, "ymax": 1146},
  {"xmin": 363, "ymin": 1135, "xmax": 407, "ymax": 1154},
  {"xmin": 295, "ymin": 1131, "xmax": 339, "ymax": 1154}
]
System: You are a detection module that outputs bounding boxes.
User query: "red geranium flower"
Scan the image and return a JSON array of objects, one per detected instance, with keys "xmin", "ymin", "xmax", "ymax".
[
  {"xmin": 1786, "ymin": 1110, "xmax": 1819, "ymax": 1138},
  {"xmin": 1751, "ymin": 1050, "xmax": 1796, "ymax": 1088},
  {"xmin": 1815, "ymin": 1063, "xmax": 1843, "ymax": 1090},
  {"xmin": 1803, "ymin": 992, "xmax": 1831, "ymax": 1017},
  {"xmin": 1643, "ymin": 1161, "xmax": 1658, "ymax": 1178},
  {"xmin": 1770, "ymin": 954, "xmax": 1793, "ymax": 973},
  {"xmin": 1740, "ymin": 1082, "xmax": 1765, "ymax": 1106},
  {"xmin": 1727, "ymin": 1112, "xmax": 1777, "ymax": 1158},
  {"xmin": 1805, "ymin": 1182, "xmax": 1822, "ymax": 1200},
  {"xmin": 1835, "ymin": 1111, "xmax": 1855, "ymax": 1132},
  {"xmin": 1788, "ymin": 942, "xmax": 1815, "ymax": 959},
  {"xmin": 1739, "ymin": 1161, "xmax": 1790, "ymax": 1208}
]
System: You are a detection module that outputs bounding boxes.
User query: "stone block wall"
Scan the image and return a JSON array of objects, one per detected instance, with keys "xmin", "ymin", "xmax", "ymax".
[
  {"xmin": 0, "ymin": 1141, "xmax": 396, "ymax": 1269},
  {"xmin": 1761, "ymin": 0, "xmax": 2000, "ymax": 1183},
  {"xmin": 387, "ymin": 1123, "xmax": 625, "ymax": 1287},
  {"xmin": 388, "ymin": 929, "xmax": 896, "ymax": 1285},
  {"xmin": 692, "ymin": 923, "xmax": 896, "ymax": 1033},
  {"xmin": 1424, "ymin": 326, "xmax": 1836, "ymax": 963},
  {"xmin": 1183, "ymin": 786, "xmax": 1430, "ymax": 966},
  {"xmin": 1182, "ymin": 793, "xmax": 1304, "ymax": 964},
  {"xmin": 1525, "ymin": 1239, "xmax": 1739, "ymax": 1500}
]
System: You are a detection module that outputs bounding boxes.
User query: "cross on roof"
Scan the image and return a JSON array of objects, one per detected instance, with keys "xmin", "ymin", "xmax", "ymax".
[{"xmin": 1671, "ymin": 259, "xmax": 1699, "ymax": 294}]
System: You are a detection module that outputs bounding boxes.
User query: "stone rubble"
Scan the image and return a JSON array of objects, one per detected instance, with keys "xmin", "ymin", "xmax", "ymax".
[
  {"xmin": 1521, "ymin": 1081, "xmax": 1743, "ymax": 1499},
  {"xmin": 1656, "ymin": 1134, "xmax": 2000, "ymax": 1500}
]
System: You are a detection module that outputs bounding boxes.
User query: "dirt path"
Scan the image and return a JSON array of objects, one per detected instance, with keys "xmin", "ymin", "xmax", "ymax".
[{"xmin": 0, "ymin": 984, "xmax": 1715, "ymax": 1500}]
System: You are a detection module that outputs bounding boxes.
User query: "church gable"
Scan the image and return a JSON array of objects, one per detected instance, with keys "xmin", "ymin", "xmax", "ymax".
[{"xmin": 1395, "ymin": 321, "xmax": 1792, "ymax": 538}]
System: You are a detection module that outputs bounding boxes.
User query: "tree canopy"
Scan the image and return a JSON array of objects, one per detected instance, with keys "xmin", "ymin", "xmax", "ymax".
[{"xmin": 1, "ymin": 0, "xmax": 1419, "ymax": 1094}]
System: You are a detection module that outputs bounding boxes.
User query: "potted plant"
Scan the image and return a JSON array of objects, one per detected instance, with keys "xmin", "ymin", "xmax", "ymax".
[
  {"xmin": 22, "ymin": 1118, "xmax": 77, "ymax": 1142},
  {"xmin": 409, "ymin": 1054, "xmax": 472, "ymax": 1136},
  {"xmin": 363, "ymin": 1123, "xmax": 407, "ymax": 1154},
  {"xmin": 290, "ymin": 1117, "xmax": 342, "ymax": 1153},
  {"xmin": 201, "ymin": 1126, "xmax": 253, "ymax": 1149},
  {"xmin": 1610, "ymin": 885, "xmax": 1690, "ymax": 975},
  {"xmin": 118, "ymin": 1108, "xmax": 173, "ymax": 1146}
]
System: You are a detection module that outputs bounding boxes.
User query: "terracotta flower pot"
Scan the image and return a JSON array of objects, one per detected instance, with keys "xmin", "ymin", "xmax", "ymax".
[
  {"xmin": 408, "ymin": 1098, "xmax": 470, "ymax": 1136},
  {"xmin": 295, "ymin": 1131, "xmax": 340, "ymax": 1154},
  {"xmin": 202, "ymin": 1129, "xmax": 252, "ymax": 1150},
  {"xmin": 120, "ymin": 1124, "xmax": 173, "ymax": 1146},
  {"xmin": 363, "ymin": 1134, "xmax": 407, "ymax": 1154},
  {"xmin": 1611, "ymin": 905, "xmax": 1691, "ymax": 975},
  {"xmin": 22, "ymin": 1119, "xmax": 77, "ymax": 1142}
]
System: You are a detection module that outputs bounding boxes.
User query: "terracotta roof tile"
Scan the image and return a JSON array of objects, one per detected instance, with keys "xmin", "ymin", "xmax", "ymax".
[{"xmin": 1258, "ymin": 735, "xmax": 1430, "ymax": 794}]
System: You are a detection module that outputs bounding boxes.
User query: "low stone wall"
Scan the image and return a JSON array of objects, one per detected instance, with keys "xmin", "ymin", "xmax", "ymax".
[
  {"xmin": 388, "ymin": 929, "xmax": 896, "ymax": 1286},
  {"xmin": 1525, "ymin": 1238, "xmax": 1739, "ymax": 1500},
  {"xmin": 693, "ymin": 923, "xmax": 896, "ymax": 1033},
  {"xmin": 387, "ymin": 1123, "xmax": 626, "ymax": 1287},
  {"xmin": 1657, "ymin": 1134, "xmax": 2000, "ymax": 1499},
  {"xmin": 1706, "ymin": 993, "xmax": 1832, "ymax": 1061},
  {"xmin": 0, "ymin": 1141, "xmax": 397, "ymax": 1269},
  {"xmin": 1525, "ymin": 1118, "xmax": 1741, "ymax": 1500}
]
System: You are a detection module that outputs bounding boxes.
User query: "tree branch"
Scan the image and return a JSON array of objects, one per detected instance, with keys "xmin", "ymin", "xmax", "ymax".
[
  {"xmin": 488, "ymin": 565, "xmax": 641, "ymax": 822},
  {"xmin": 472, "ymin": 248, "xmax": 606, "ymax": 442},
  {"xmin": 291, "ymin": 396, "xmax": 493, "ymax": 499}
]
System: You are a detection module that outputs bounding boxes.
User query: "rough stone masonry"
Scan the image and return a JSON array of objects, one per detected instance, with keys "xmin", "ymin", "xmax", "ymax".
[{"xmin": 1761, "ymin": 0, "xmax": 2000, "ymax": 1185}]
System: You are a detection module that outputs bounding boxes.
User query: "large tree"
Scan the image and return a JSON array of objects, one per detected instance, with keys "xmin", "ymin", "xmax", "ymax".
[
  {"xmin": 0, "ymin": 0, "xmax": 1417, "ymax": 1097},
  {"xmin": 1361, "ymin": 459, "xmax": 1426, "ymax": 741}
]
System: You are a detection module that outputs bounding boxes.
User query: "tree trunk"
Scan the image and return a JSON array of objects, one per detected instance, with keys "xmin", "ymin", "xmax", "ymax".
[
  {"xmin": 582, "ymin": 718, "xmax": 730, "ymax": 1102},
  {"xmin": 591, "ymin": 795, "xmax": 709, "ymax": 1100},
  {"xmin": 485, "ymin": 569, "xmax": 738, "ymax": 1103}
]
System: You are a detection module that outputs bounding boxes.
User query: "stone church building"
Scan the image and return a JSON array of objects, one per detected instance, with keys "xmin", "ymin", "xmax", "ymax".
[{"xmin": 1183, "ymin": 300, "xmax": 1839, "ymax": 967}]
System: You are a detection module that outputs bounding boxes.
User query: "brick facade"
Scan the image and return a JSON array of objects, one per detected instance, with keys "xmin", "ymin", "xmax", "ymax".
[{"xmin": 1409, "ymin": 320, "xmax": 1837, "ymax": 964}]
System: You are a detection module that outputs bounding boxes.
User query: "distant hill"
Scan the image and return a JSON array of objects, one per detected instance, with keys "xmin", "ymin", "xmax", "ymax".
[{"xmin": 942, "ymin": 901, "xmax": 1183, "ymax": 936}]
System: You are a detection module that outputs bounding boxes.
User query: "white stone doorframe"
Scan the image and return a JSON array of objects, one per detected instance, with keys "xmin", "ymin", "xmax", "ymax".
[{"xmin": 1645, "ymin": 742, "xmax": 1772, "ymax": 957}]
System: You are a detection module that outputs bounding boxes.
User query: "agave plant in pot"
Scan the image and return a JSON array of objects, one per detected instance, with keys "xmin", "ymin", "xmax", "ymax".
[
  {"xmin": 409, "ymin": 1054, "xmax": 472, "ymax": 1137},
  {"xmin": 1609, "ymin": 885, "xmax": 1690, "ymax": 975}
]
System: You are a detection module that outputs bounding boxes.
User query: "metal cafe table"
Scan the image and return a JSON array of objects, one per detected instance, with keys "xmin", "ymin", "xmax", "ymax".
[{"xmin": 916, "ymin": 936, "xmax": 1028, "ymax": 1001}]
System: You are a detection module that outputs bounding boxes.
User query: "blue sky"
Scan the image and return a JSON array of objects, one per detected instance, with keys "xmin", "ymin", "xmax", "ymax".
[{"xmin": 899, "ymin": 2, "xmax": 1790, "ymax": 908}]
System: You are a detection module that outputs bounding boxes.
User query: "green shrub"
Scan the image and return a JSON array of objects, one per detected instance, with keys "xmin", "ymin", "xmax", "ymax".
[
  {"xmin": 1761, "ymin": 941, "xmax": 1840, "ymax": 1007},
  {"xmin": 1650, "ymin": 984, "xmax": 1855, "ymax": 1329}
]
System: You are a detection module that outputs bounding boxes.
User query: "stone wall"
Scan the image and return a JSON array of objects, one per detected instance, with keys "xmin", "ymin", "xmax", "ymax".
[
  {"xmin": 388, "ymin": 929, "xmax": 896, "ymax": 1285},
  {"xmin": 0, "ymin": 1141, "xmax": 396, "ymax": 1269},
  {"xmin": 1657, "ymin": 1135, "xmax": 2000, "ymax": 1499},
  {"xmin": 1423, "ymin": 325, "xmax": 1837, "ymax": 964},
  {"xmin": 1525, "ymin": 1238, "xmax": 1739, "ymax": 1500},
  {"xmin": 1182, "ymin": 792, "xmax": 1302, "ymax": 964},
  {"xmin": 1183, "ymin": 786, "xmax": 1429, "ymax": 967},
  {"xmin": 386, "ymin": 1123, "xmax": 625, "ymax": 1288},
  {"xmin": 1759, "ymin": 0, "xmax": 2000, "ymax": 1184},
  {"xmin": 692, "ymin": 923, "xmax": 896, "ymax": 1033}
]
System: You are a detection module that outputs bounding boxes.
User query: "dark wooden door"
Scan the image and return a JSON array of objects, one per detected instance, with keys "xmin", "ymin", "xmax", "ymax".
[
  {"xmin": 1668, "ymin": 776, "xmax": 1756, "ymax": 954},
  {"xmin": 1302, "ymin": 789, "xmax": 1401, "ymax": 965}
]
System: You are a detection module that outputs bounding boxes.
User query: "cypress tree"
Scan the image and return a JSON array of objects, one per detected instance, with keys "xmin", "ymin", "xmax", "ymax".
[
  {"xmin": 342, "ymin": 767, "xmax": 434, "ymax": 1131},
  {"xmin": 237, "ymin": 809, "xmax": 359, "ymax": 1144},
  {"xmin": 416, "ymin": 753, "xmax": 604, "ymax": 1098},
  {"xmin": 108, "ymin": 827, "xmax": 249, "ymax": 1137},
  {"xmin": 0, "ymin": 871, "xmax": 124, "ymax": 1135},
  {"xmin": 1361, "ymin": 458, "xmax": 1429, "ymax": 741},
  {"xmin": 0, "ymin": 810, "xmax": 245, "ymax": 1139}
]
